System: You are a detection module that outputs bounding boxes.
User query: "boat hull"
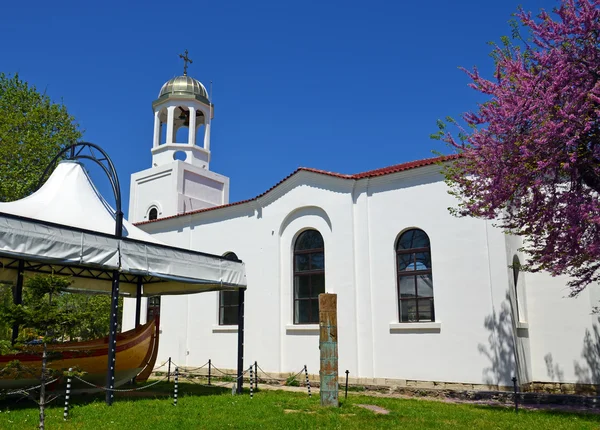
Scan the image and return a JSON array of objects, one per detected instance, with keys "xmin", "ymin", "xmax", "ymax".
[{"xmin": 0, "ymin": 319, "xmax": 155, "ymax": 392}]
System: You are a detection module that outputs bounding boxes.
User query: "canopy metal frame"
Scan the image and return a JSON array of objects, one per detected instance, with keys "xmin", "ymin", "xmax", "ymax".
[{"xmin": 3, "ymin": 142, "xmax": 247, "ymax": 405}]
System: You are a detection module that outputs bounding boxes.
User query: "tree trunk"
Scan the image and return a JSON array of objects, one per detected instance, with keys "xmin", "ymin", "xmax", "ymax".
[{"xmin": 39, "ymin": 341, "xmax": 47, "ymax": 430}]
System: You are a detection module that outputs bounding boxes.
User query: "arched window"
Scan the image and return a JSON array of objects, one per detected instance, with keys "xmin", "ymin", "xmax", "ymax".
[
  {"xmin": 148, "ymin": 207, "xmax": 158, "ymax": 221},
  {"xmin": 294, "ymin": 229, "xmax": 325, "ymax": 324},
  {"xmin": 396, "ymin": 229, "xmax": 434, "ymax": 322},
  {"xmin": 219, "ymin": 252, "xmax": 240, "ymax": 325}
]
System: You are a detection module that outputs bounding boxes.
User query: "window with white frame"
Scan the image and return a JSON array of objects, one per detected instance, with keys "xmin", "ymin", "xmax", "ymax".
[
  {"xmin": 396, "ymin": 229, "xmax": 435, "ymax": 322},
  {"xmin": 293, "ymin": 229, "xmax": 325, "ymax": 324}
]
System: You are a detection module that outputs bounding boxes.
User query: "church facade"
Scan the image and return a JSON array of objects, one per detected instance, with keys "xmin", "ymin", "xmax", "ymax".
[{"xmin": 122, "ymin": 71, "xmax": 600, "ymax": 391}]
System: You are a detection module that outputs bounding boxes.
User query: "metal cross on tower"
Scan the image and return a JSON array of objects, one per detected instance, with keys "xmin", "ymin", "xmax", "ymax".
[{"xmin": 179, "ymin": 49, "xmax": 193, "ymax": 76}]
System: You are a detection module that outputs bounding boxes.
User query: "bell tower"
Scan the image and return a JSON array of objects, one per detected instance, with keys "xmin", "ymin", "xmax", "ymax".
[
  {"xmin": 129, "ymin": 51, "xmax": 230, "ymax": 223},
  {"xmin": 151, "ymin": 50, "xmax": 213, "ymax": 169}
]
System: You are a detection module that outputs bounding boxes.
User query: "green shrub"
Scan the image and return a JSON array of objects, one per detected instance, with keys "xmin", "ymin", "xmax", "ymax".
[{"xmin": 285, "ymin": 374, "xmax": 300, "ymax": 387}]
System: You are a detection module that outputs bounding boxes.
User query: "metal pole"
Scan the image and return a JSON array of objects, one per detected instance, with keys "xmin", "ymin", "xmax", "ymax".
[
  {"xmin": 236, "ymin": 288, "xmax": 246, "ymax": 395},
  {"xmin": 105, "ymin": 270, "xmax": 121, "ymax": 405},
  {"xmin": 105, "ymin": 178, "xmax": 123, "ymax": 406},
  {"xmin": 345, "ymin": 370, "xmax": 349, "ymax": 399},
  {"xmin": 208, "ymin": 359, "xmax": 211, "ymax": 385},
  {"xmin": 305, "ymin": 365, "xmax": 312, "ymax": 398},
  {"xmin": 40, "ymin": 142, "xmax": 125, "ymax": 407},
  {"xmin": 254, "ymin": 361, "xmax": 258, "ymax": 389},
  {"xmin": 167, "ymin": 357, "xmax": 172, "ymax": 383},
  {"xmin": 63, "ymin": 367, "xmax": 72, "ymax": 421},
  {"xmin": 11, "ymin": 260, "xmax": 24, "ymax": 345},
  {"xmin": 135, "ymin": 278, "xmax": 142, "ymax": 327},
  {"xmin": 249, "ymin": 366, "xmax": 254, "ymax": 399},
  {"xmin": 512, "ymin": 376, "xmax": 519, "ymax": 413},
  {"xmin": 173, "ymin": 367, "xmax": 179, "ymax": 406}
]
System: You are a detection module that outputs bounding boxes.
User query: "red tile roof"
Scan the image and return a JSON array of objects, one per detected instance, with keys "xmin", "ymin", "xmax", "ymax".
[{"xmin": 134, "ymin": 154, "xmax": 459, "ymax": 226}]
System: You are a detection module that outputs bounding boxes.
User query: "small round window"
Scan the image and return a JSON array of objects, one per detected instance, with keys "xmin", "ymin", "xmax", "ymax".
[{"xmin": 148, "ymin": 207, "xmax": 158, "ymax": 221}]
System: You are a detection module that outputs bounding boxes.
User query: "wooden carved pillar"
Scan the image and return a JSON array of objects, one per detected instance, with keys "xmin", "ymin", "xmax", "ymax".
[{"xmin": 319, "ymin": 293, "xmax": 339, "ymax": 407}]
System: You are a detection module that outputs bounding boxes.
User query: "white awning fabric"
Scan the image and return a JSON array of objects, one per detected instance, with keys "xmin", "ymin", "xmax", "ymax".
[{"xmin": 0, "ymin": 161, "xmax": 246, "ymax": 296}]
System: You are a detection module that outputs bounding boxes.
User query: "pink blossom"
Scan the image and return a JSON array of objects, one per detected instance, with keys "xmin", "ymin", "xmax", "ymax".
[{"xmin": 435, "ymin": 0, "xmax": 600, "ymax": 294}]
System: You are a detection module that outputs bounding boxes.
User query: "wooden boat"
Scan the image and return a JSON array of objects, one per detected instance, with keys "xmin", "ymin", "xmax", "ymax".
[
  {"xmin": 134, "ymin": 317, "xmax": 160, "ymax": 383},
  {"xmin": 0, "ymin": 319, "xmax": 157, "ymax": 391}
]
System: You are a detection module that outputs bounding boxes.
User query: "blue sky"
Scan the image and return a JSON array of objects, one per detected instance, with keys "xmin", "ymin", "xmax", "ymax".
[{"xmin": 2, "ymin": 0, "xmax": 557, "ymax": 214}]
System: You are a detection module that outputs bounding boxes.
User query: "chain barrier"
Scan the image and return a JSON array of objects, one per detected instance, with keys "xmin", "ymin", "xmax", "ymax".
[
  {"xmin": 175, "ymin": 361, "xmax": 209, "ymax": 374},
  {"xmin": 255, "ymin": 364, "xmax": 286, "ymax": 382},
  {"xmin": 183, "ymin": 375, "xmax": 234, "ymax": 388},
  {"xmin": 3, "ymin": 378, "xmax": 60, "ymax": 396},
  {"xmin": 256, "ymin": 364, "xmax": 305, "ymax": 384},
  {"xmin": 73, "ymin": 374, "xmax": 169, "ymax": 392},
  {"xmin": 181, "ymin": 366, "xmax": 250, "ymax": 388},
  {"xmin": 152, "ymin": 361, "xmax": 169, "ymax": 371},
  {"xmin": 209, "ymin": 365, "xmax": 239, "ymax": 377}
]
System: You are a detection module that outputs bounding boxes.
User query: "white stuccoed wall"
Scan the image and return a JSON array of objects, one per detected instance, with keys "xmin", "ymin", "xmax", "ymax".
[
  {"xmin": 123, "ymin": 164, "xmax": 598, "ymax": 387},
  {"xmin": 526, "ymin": 272, "xmax": 599, "ymax": 385},
  {"xmin": 129, "ymin": 160, "xmax": 229, "ymax": 222}
]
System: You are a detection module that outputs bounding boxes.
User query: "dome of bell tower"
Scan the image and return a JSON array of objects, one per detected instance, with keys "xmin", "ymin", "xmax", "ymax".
[{"xmin": 157, "ymin": 75, "xmax": 209, "ymax": 103}]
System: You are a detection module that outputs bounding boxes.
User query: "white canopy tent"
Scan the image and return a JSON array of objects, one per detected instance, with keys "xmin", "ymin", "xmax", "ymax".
[
  {"xmin": 0, "ymin": 160, "xmax": 247, "ymax": 296},
  {"xmin": 0, "ymin": 143, "xmax": 248, "ymax": 405},
  {"xmin": 0, "ymin": 156, "xmax": 248, "ymax": 404}
]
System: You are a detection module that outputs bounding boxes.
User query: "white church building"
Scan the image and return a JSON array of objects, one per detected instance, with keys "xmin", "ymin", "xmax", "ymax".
[{"xmin": 122, "ymin": 71, "xmax": 600, "ymax": 393}]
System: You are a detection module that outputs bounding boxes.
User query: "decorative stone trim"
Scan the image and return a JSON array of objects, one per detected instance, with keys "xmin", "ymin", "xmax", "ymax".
[
  {"xmin": 285, "ymin": 324, "xmax": 319, "ymax": 334},
  {"xmin": 389, "ymin": 322, "xmax": 441, "ymax": 332},
  {"xmin": 211, "ymin": 325, "xmax": 238, "ymax": 333}
]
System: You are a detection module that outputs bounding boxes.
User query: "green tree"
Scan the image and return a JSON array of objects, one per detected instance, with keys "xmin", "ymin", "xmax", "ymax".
[
  {"xmin": 0, "ymin": 73, "xmax": 81, "ymax": 202},
  {"xmin": 0, "ymin": 73, "xmax": 121, "ymax": 344},
  {"xmin": 0, "ymin": 274, "xmax": 74, "ymax": 429}
]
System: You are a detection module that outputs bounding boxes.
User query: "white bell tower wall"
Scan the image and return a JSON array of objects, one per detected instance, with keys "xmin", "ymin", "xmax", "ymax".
[{"xmin": 129, "ymin": 161, "xmax": 229, "ymax": 223}]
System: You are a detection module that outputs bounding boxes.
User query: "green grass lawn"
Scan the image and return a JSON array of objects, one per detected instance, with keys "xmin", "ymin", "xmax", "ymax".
[{"xmin": 0, "ymin": 382, "xmax": 598, "ymax": 429}]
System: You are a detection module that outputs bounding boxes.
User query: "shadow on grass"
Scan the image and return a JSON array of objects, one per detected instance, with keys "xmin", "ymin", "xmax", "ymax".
[
  {"xmin": 0, "ymin": 381, "xmax": 232, "ymax": 411},
  {"xmin": 470, "ymin": 402, "xmax": 600, "ymax": 420}
]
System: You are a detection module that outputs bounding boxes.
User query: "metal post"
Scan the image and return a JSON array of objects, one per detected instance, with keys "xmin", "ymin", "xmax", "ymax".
[
  {"xmin": 236, "ymin": 288, "xmax": 246, "ymax": 395},
  {"xmin": 134, "ymin": 278, "xmax": 142, "ymax": 327},
  {"xmin": 105, "ymin": 194, "xmax": 123, "ymax": 406},
  {"xmin": 173, "ymin": 367, "xmax": 179, "ymax": 406},
  {"xmin": 512, "ymin": 376, "xmax": 519, "ymax": 413},
  {"xmin": 167, "ymin": 357, "xmax": 172, "ymax": 383},
  {"xmin": 345, "ymin": 370, "xmax": 349, "ymax": 399},
  {"xmin": 63, "ymin": 367, "xmax": 72, "ymax": 421},
  {"xmin": 105, "ymin": 270, "xmax": 120, "ymax": 406},
  {"xmin": 40, "ymin": 142, "xmax": 126, "ymax": 407},
  {"xmin": 254, "ymin": 361, "xmax": 258, "ymax": 389},
  {"xmin": 249, "ymin": 366, "xmax": 254, "ymax": 399},
  {"xmin": 11, "ymin": 260, "xmax": 24, "ymax": 345},
  {"xmin": 304, "ymin": 365, "xmax": 312, "ymax": 398},
  {"xmin": 208, "ymin": 359, "xmax": 211, "ymax": 385}
]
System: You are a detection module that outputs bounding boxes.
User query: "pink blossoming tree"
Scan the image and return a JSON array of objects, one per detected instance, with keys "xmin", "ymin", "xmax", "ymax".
[{"xmin": 433, "ymin": 0, "xmax": 600, "ymax": 295}]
